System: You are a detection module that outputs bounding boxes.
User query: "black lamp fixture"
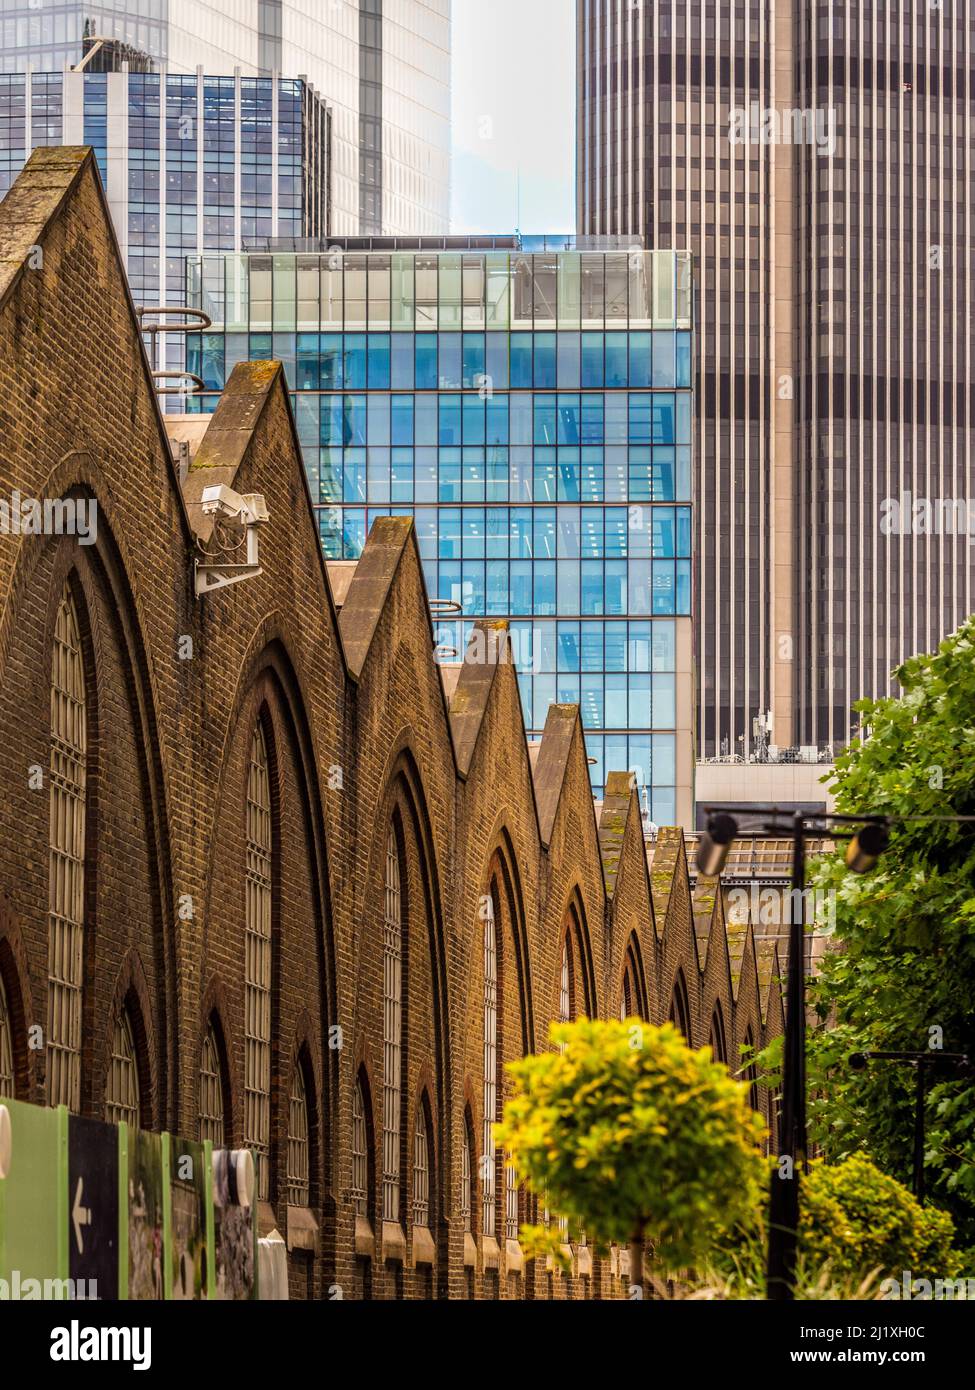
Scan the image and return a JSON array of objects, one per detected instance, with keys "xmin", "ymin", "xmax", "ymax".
[
  {"xmin": 695, "ymin": 812, "xmax": 739, "ymax": 876},
  {"xmin": 697, "ymin": 802, "xmax": 975, "ymax": 1299},
  {"xmin": 845, "ymin": 820, "xmax": 890, "ymax": 873}
]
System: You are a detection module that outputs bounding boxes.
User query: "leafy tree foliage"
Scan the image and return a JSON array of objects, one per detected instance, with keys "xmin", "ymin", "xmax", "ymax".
[
  {"xmin": 802, "ymin": 616, "xmax": 975, "ymax": 1247},
  {"xmin": 495, "ymin": 1017, "xmax": 766, "ymax": 1273},
  {"xmin": 800, "ymin": 1154, "xmax": 960, "ymax": 1285}
]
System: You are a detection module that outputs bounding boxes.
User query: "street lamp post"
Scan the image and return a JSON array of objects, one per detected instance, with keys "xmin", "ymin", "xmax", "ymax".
[
  {"xmin": 848, "ymin": 1050, "xmax": 972, "ymax": 1200},
  {"xmin": 697, "ymin": 805, "xmax": 975, "ymax": 1300}
]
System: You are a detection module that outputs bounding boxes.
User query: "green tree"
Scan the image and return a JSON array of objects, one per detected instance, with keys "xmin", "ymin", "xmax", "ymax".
[
  {"xmin": 799, "ymin": 1154, "xmax": 960, "ymax": 1286},
  {"xmin": 495, "ymin": 1017, "xmax": 767, "ymax": 1275},
  {"xmin": 801, "ymin": 615, "xmax": 975, "ymax": 1246}
]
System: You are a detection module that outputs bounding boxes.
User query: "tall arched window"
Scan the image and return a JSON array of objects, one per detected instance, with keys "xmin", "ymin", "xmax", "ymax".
[
  {"xmin": 244, "ymin": 721, "xmax": 272, "ymax": 1200},
  {"xmin": 287, "ymin": 1062, "xmax": 310, "ymax": 1207},
  {"xmin": 461, "ymin": 1115, "xmax": 473, "ymax": 1233},
  {"xmin": 555, "ymin": 935, "xmax": 572, "ymax": 1239},
  {"xmin": 504, "ymin": 1158, "xmax": 519, "ymax": 1240},
  {"xmin": 621, "ymin": 937, "xmax": 643, "ymax": 1021},
  {"xmin": 669, "ymin": 970, "xmax": 691, "ymax": 1041},
  {"xmin": 482, "ymin": 892, "xmax": 497, "ymax": 1238},
  {"xmin": 105, "ymin": 1006, "xmax": 140, "ymax": 1129},
  {"xmin": 559, "ymin": 939, "xmax": 571, "ymax": 1025},
  {"xmin": 0, "ymin": 973, "xmax": 14, "ymax": 1099},
  {"xmin": 412, "ymin": 1104, "xmax": 430, "ymax": 1228},
  {"xmin": 199, "ymin": 1021, "xmax": 226, "ymax": 1145},
  {"xmin": 48, "ymin": 584, "xmax": 87, "ymax": 1111},
  {"xmin": 351, "ymin": 1077, "xmax": 369, "ymax": 1217},
  {"xmin": 382, "ymin": 826, "xmax": 403, "ymax": 1223},
  {"xmin": 709, "ymin": 1005, "xmax": 728, "ymax": 1064},
  {"xmin": 743, "ymin": 1026, "xmax": 760, "ymax": 1112}
]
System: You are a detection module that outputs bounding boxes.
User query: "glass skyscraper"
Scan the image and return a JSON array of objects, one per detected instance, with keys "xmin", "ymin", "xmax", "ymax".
[
  {"xmin": 183, "ymin": 242, "xmax": 696, "ymax": 823},
  {"xmin": 0, "ymin": 0, "xmax": 451, "ymax": 234},
  {"xmin": 0, "ymin": 66, "xmax": 328, "ymax": 375}
]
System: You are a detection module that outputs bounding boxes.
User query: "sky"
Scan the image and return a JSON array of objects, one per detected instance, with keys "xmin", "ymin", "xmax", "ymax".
[{"xmin": 450, "ymin": 0, "xmax": 576, "ymax": 235}]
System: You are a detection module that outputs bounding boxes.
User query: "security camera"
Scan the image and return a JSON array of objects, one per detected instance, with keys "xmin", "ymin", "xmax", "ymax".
[
  {"xmin": 195, "ymin": 486, "xmax": 270, "ymax": 597},
  {"xmin": 200, "ymin": 484, "xmax": 270, "ymax": 527}
]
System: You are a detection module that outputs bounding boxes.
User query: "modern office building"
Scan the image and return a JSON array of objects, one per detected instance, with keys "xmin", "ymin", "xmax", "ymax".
[
  {"xmin": 576, "ymin": 1, "xmax": 975, "ymax": 761},
  {"xmin": 182, "ymin": 241, "xmax": 696, "ymax": 824},
  {"xmin": 0, "ymin": 66, "xmax": 329, "ymax": 374},
  {"xmin": 0, "ymin": 0, "xmax": 451, "ymax": 233}
]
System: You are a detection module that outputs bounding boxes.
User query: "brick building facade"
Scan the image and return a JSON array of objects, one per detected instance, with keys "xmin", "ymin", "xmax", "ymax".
[{"xmin": 0, "ymin": 148, "xmax": 783, "ymax": 1299}]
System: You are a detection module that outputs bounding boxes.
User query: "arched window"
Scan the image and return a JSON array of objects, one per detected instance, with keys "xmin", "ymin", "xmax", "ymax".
[
  {"xmin": 105, "ymin": 1006, "xmax": 140, "ymax": 1129},
  {"xmin": 244, "ymin": 721, "xmax": 272, "ymax": 1199},
  {"xmin": 620, "ymin": 937, "xmax": 643, "ymax": 1021},
  {"xmin": 482, "ymin": 892, "xmax": 497, "ymax": 1238},
  {"xmin": 669, "ymin": 970, "xmax": 691, "ymax": 1041},
  {"xmin": 382, "ymin": 826, "xmax": 403, "ymax": 1224},
  {"xmin": 351, "ymin": 1077, "xmax": 369, "ymax": 1217},
  {"xmin": 48, "ymin": 584, "xmax": 87, "ymax": 1111},
  {"xmin": 287, "ymin": 1061, "xmax": 310, "ymax": 1207},
  {"xmin": 0, "ymin": 973, "xmax": 15, "ymax": 1099},
  {"xmin": 559, "ymin": 939, "xmax": 571, "ymax": 1024},
  {"xmin": 742, "ymin": 1027, "xmax": 760, "ymax": 1112},
  {"xmin": 461, "ymin": 1114, "xmax": 473, "ymax": 1233},
  {"xmin": 504, "ymin": 1158, "xmax": 519, "ymax": 1240},
  {"xmin": 556, "ymin": 936, "xmax": 571, "ymax": 1237},
  {"xmin": 199, "ymin": 1021, "xmax": 226, "ymax": 1145},
  {"xmin": 709, "ymin": 1005, "xmax": 728, "ymax": 1064},
  {"xmin": 412, "ymin": 1104, "xmax": 430, "ymax": 1228}
]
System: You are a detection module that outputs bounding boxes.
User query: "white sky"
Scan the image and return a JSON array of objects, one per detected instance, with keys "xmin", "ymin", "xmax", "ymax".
[{"xmin": 450, "ymin": 0, "xmax": 576, "ymax": 235}]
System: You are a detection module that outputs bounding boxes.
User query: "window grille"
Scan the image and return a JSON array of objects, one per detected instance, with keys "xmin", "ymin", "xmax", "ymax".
[
  {"xmin": 461, "ymin": 1122, "xmax": 472, "ymax": 1232},
  {"xmin": 105, "ymin": 1008, "xmax": 140, "ymax": 1129},
  {"xmin": 412, "ymin": 1106, "xmax": 429, "ymax": 1227},
  {"xmin": 199, "ymin": 1023, "xmax": 226, "ymax": 1145},
  {"xmin": 559, "ymin": 939, "xmax": 570, "ymax": 1021},
  {"xmin": 0, "ymin": 974, "xmax": 15, "ymax": 1098},
  {"xmin": 382, "ymin": 827, "xmax": 402, "ymax": 1222},
  {"xmin": 504, "ymin": 1158, "xmax": 519, "ymax": 1240},
  {"xmin": 351, "ymin": 1079, "xmax": 368, "ymax": 1217},
  {"xmin": 48, "ymin": 586, "xmax": 87, "ymax": 1111},
  {"xmin": 244, "ymin": 722, "xmax": 272, "ymax": 1199},
  {"xmin": 287, "ymin": 1063, "xmax": 310, "ymax": 1206},
  {"xmin": 481, "ymin": 894, "xmax": 497, "ymax": 1237}
]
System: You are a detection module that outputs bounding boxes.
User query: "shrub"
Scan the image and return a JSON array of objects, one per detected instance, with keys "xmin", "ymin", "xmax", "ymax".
[
  {"xmin": 494, "ymin": 1017, "xmax": 767, "ymax": 1273},
  {"xmin": 800, "ymin": 1153, "xmax": 961, "ymax": 1284}
]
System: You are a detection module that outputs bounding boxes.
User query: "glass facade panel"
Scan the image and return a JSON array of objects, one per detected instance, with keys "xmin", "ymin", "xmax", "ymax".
[{"xmin": 186, "ymin": 248, "xmax": 693, "ymax": 801}]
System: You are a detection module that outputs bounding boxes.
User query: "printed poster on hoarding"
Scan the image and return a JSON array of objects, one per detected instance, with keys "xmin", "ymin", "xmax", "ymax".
[
  {"xmin": 128, "ymin": 1127, "xmax": 164, "ymax": 1300},
  {"xmin": 213, "ymin": 1149, "xmax": 255, "ymax": 1301},
  {"xmin": 169, "ymin": 1136, "xmax": 206, "ymax": 1300}
]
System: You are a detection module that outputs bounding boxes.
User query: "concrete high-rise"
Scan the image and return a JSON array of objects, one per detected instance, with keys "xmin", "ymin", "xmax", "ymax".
[
  {"xmin": 0, "ymin": 0, "xmax": 451, "ymax": 234},
  {"xmin": 577, "ymin": 1, "xmax": 975, "ymax": 764}
]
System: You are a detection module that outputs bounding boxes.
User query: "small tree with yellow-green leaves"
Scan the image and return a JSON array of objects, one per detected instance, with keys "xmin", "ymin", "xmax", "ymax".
[{"xmin": 495, "ymin": 1017, "xmax": 767, "ymax": 1277}]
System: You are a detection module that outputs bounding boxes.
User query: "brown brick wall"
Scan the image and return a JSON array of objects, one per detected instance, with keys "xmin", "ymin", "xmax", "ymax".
[{"xmin": 0, "ymin": 149, "xmax": 784, "ymax": 1301}]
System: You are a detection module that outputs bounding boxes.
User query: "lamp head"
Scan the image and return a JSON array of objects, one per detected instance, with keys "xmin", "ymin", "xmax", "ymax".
[
  {"xmin": 845, "ymin": 821, "xmax": 890, "ymax": 874},
  {"xmin": 695, "ymin": 812, "xmax": 739, "ymax": 877}
]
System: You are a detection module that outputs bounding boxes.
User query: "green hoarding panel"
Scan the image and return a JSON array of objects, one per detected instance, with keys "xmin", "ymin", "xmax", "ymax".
[
  {"xmin": 167, "ymin": 1134, "xmax": 207, "ymax": 1300},
  {"xmin": 0, "ymin": 1099, "xmax": 69, "ymax": 1295},
  {"xmin": 212, "ymin": 1148, "xmax": 256, "ymax": 1300},
  {"xmin": 126, "ymin": 1126, "xmax": 165, "ymax": 1300},
  {"xmin": 67, "ymin": 1112, "xmax": 119, "ymax": 1298}
]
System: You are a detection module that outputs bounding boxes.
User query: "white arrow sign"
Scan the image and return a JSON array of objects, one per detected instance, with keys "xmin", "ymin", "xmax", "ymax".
[{"xmin": 72, "ymin": 1175, "xmax": 92, "ymax": 1255}]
